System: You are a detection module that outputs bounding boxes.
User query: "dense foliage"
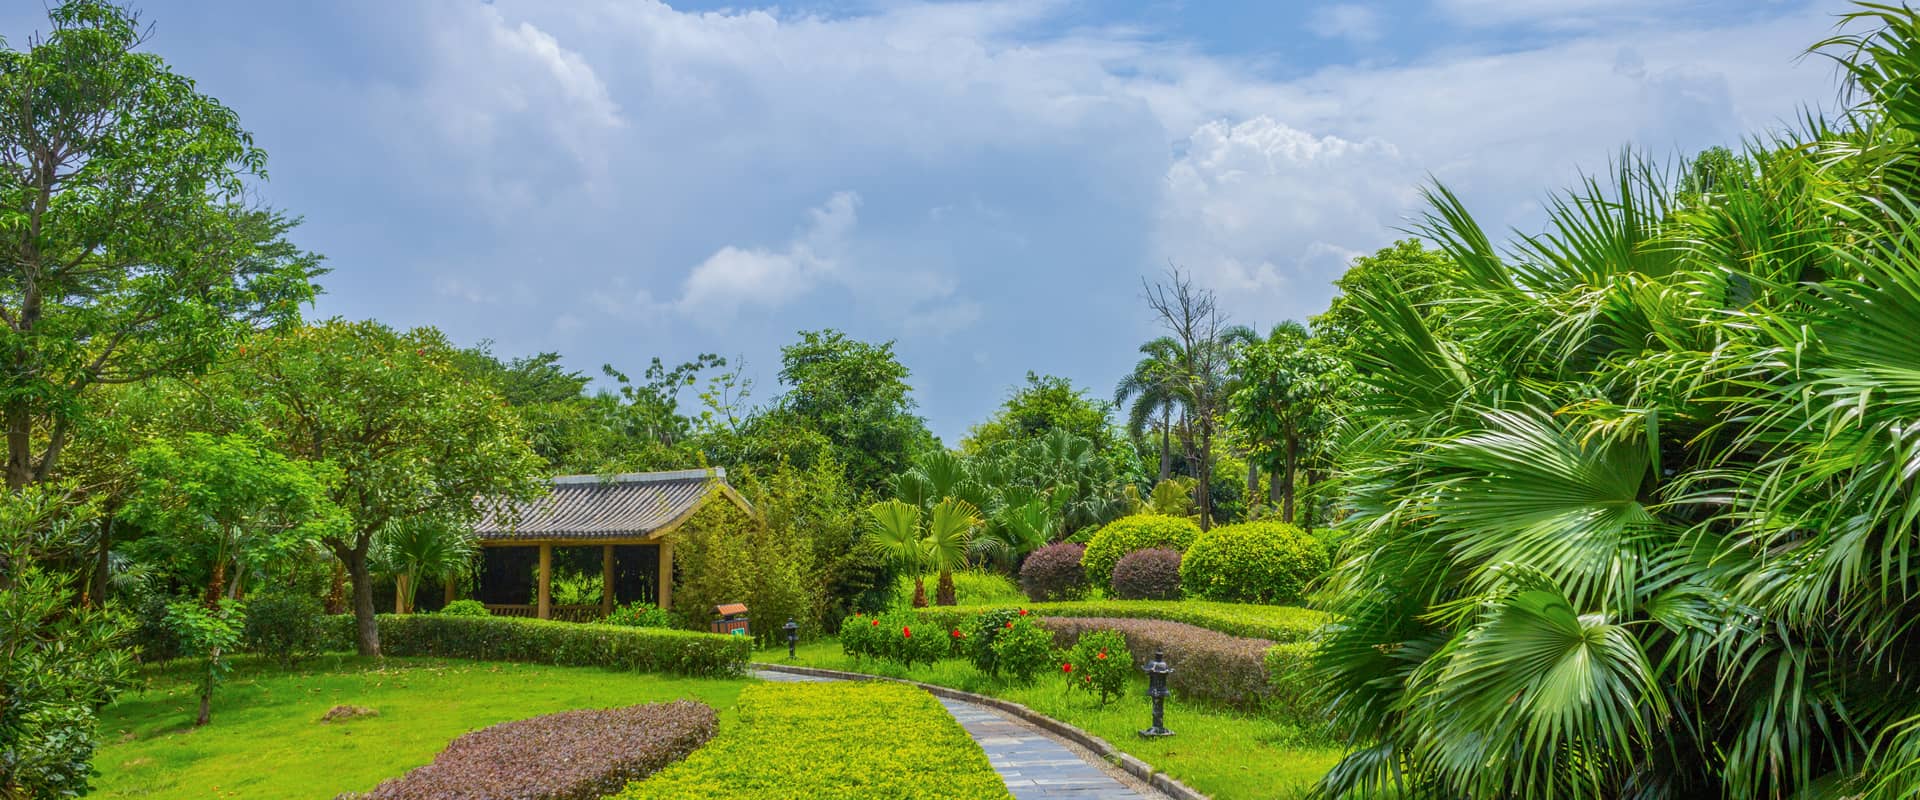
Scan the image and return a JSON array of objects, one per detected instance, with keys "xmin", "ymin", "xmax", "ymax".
[
  {"xmin": 324, "ymin": 614, "xmax": 750, "ymax": 677},
  {"xmin": 1312, "ymin": 10, "xmax": 1920, "ymax": 798},
  {"xmin": 619, "ymin": 682, "xmax": 1012, "ymax": 800},
  {"xmin": 1179, "ymin": 521, "xmax": 1327, "ymax": 604},
  {"xmin": 1109, "ymin": 547, "xmax": 1183, "ymax": 600},
  {"xmin": 355, "ymin": 701, "xmax": 718, "ymax": 800},
  {"xmin": 911, "ymin": 599, "xmax": 1326, "ymax": 643},
  {"xmin": 241, "ymin": 592, "xmax": 325, "ymax": 669},
  {"xmin": 1061, "ymin": 629, "xmax": 1131, "ymax": 705},
  {"xmin": 989, "ymin": 614, "xmax": 1054, "ymax": 685},
  {"xmin": 1017, "ymin": 542, "xmax": 1087, "ymax": 602},
  {"xmin": 1042, "ymin": 617, "xmax": 1276, "ymax": 711},
  {"xmin": 1080, "ymin": 514, "xmax": 1201, "ymax": 593}
]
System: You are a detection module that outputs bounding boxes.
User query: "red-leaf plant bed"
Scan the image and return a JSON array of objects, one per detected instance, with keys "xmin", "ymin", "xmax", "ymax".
[{"xmin": 345, "ymin": 700, "xmax": 718, "ymax": 800}]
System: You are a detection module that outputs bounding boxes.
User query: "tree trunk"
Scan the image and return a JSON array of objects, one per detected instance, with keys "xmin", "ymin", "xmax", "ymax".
[
  {"xmin": 1156, "ymin": 414, "xmax": 1173, "ymax": 483},
  {"xmin": 912, "ymin": 577, "xmax": 928, "ymax": 608},
  {"xmin": 395, "ymin": 574, "xmax": 411, "ymax": 614},
  {"xmin": 5, "ymin": 398, "xmax": 31, "ymax": 491},
  {"xmin": 936, "ymin": 570, "xmax": 956, "ymax": 606},
  {"xmin": 1269, "ymin": 464, "xmax": 1284, "ymax": 505},
  {"xmin": 1195, "ymin": 419, "xmax": 1214, "ymax": 530},
  {"xmin": 325, "ymin": 559, "xmax": 347, "ymax": 615},
  {"xmin": 196, "ymin": 665, "xmax": 215, "ymax": 726},
  {"xmin": 1246, "ymin": 460, "xmax": 1258, "ymax": 500},
  {"xmin": 1282, "ymin": 434, "xmax": 1299, "ymax": 525},
  {"xmin": 344, "ymin": 542, "xmax": 381, "ymax": 656},
  {"xmin": 87, "ymin": 516, "xmax": 114, "ymax": 609},
  {"xmin": 204, "ymin": 560, "xmax": 227, "ymax": 607}
]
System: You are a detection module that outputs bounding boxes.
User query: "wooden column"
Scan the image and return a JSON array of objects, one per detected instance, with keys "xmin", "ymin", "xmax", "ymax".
[
  {"xmin": 601, "ymin": 544, "xmax": 616, "ymax": 617},
  {"xmin": 537, "ymin": 544, "xmax": 552, "ymax": 620},
  {"xmin": 656, "ymin": 541, "xmax": 673, "ymax": 611}
]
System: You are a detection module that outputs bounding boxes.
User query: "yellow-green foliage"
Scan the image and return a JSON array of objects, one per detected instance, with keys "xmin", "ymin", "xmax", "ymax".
[
  {"xmin": 669, "ymin": 493, "xmax": 814, "ymax": 644},
  {"xmin": 1080, "ymin": 514, "xmax": 1202, "ymax": 592},
  {"xmin": 619, "ymin": 682, "xmax": 1011, "ymax": 800},
  {"xmin": 1180, "ymin": 521, "xmax": 1329, "ymax": 604},
  {"xmin": 892, "ymin": 569, "xmax": 1025, "ymax": 608},
  {"xmin": 910, "ymin": 599, "xmax": 1327, "ymax": 643}
]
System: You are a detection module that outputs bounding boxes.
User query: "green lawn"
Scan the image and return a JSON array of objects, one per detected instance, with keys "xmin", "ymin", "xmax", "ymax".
[
  {"xmin": 762, "ymin": 641, "xmax": 1341, "ymax": 800},
  {"xmin": 94, "ymin": 655, "xmax": 752, "ymax": 799}
]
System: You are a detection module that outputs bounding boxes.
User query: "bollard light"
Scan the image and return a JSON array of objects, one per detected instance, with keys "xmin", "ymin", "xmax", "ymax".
[
  {"xmin": 783, "ymin": 617, "xmax": 799, "ymax": 659},
  {"xmin": 1139, "ymin": 649, "xmax": 1174, "ymax": 738}
]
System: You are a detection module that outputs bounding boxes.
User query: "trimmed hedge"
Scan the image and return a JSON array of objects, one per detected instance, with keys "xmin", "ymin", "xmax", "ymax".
[
  {"xmin": 1018, "ymin": 542, "xmax": 1087, "ymax": 602},
  {"xmin": 324, "ymin": 614, "xmax": 749, "ymax": 677},
  {"xmin": 618, "ymin": 682, "xmax": 1011, "ymax": 800},
  {"xmin": 1041, "ymin": 617, "xmax": 1273, "ymax": 710},
  {"xmin": 353, "ymin": 700, "xmax": 717, "ymax": 800},
  {"xmin": 909, "ymin": 599, "xmax": 1326, "ymax": 643},
  {"xmin": 1180, "ymin": 520, "xmax": 1328, "ymax": 604},
  {"xmin": 1081, "ymin": 514, "xmax": 1201, "ymax": 593},
  {"xmin": 1110, "ymin": 548, "xmax": 1182, "ymax": 600}
]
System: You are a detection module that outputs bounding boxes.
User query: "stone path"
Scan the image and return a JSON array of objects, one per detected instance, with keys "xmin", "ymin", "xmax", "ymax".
[{"xmin": 753, "ymin": 669, "xmax": 1157, "ymax": 800}]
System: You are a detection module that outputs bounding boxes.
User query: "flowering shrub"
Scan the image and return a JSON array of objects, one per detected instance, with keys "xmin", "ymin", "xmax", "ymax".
[
  {"xmin": 1041, "ymin": 616, "xmax": 1275, "ymax": 710},
  {"xmin": 840, "ymin": 612, "xmax": 882, "ymax": 661},
  {"xmin": 436, "ymin": 599, "xmax": 489, "ymax": 617},
  {"xmin": 1081, "ymin": 514, "xmax": 1200, "ymax": 593},
  {"xmin": 1179, "ymin": 520, "xmax": 1328, "ymax": 604},
  {"xmin": 1109, "ymin": 548, "xmax": 1183, "ymax": 600},
  {"xmin": 618, "ymin": 682, "xmax": 1009, "ymax": 800},
  {"xmin": 1018, "ymin": 542, "xmax": 1087, "ymax": 602},
  {"xmin": 324, "ymin": 614, "xmax": 748, "ymax": 677},
  {"xmin": 990, "ymin": 615, "xmax": 1055, "ymax": 685},
  {"xmin": 357, "ymin": 701, "xmax": 717, "ymax": 799},
  {"xmin": 864, "ymin": 610, "xmax": 945, "ymax": 668},
  {"xmin": 1062, "ymin": 629, "xmax": 1132, "ymax": 705},
  {"xmin": 601, "ymin": 601, "xmax": 678, "ymax": 629},
  {"xmin": 966, "ymin": 608, "xmax": 1022, "ymax": 675}
]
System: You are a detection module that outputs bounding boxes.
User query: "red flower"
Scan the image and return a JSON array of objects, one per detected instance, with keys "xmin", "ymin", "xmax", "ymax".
[
  {"xmin": 1083, "ymin": 675, "xmax": 1092, "ymax": 683},
  {"xmin": 1019, "ymin": 609, "xmax": 1030, "ymax": 616},
  {"xmin": 871, "ymin": 619, "xmax": 880, "ymax": 627},
  {"xmin": 902, "ymin": 626, "xmax": 912, "ymax": 638},
  {"xmin": 950, "ymin": 629, "xmax": 964, "ymax": 639},
  {"xmin": 1096, "ymin": 651, "xmax": 1107, "ymax": 660},
  {"xmin": 1062, "ymin": 662, "xmax": 1073, "ymax": 673},
  {"xmin": 1004, "ymin": 621, "xmax": 1014, "ymax": 629}
]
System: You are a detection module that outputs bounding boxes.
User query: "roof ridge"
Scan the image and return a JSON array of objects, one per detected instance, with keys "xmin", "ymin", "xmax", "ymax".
[{"xmin": 549, "ymin": 468, "xmax": 727, "ymax": 486}]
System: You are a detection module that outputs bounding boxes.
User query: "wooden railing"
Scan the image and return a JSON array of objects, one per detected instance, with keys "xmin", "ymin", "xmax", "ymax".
[{"xmin": 483, "ymin": 604, "xmax": 604, "ymax": 622}]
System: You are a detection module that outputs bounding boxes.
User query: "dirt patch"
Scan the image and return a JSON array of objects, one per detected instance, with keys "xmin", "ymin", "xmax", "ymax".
[{"xmin": 320, "ymin": 705, "xmax": 379, "ymax": 723}]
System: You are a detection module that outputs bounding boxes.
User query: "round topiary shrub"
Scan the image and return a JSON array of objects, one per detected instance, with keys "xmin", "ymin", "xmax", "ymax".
[
  {"xmin": 1019, "ymin": 542, "xmax": 1088, "ymax": 602},
  {"xmin": 1110, "ymin": 548, "xmax": 1183, "ymax": 600},
  {"xmin": 1082, "ymin": 514, "xmax": 1201, "ymax": 593},
  {"xmin": 1179, "ymin": 520, "xmax": 1329, "ymax": 604},
  {"xmin": 437, "ymin": 599, "xmax": 489, "ymax": 617}
]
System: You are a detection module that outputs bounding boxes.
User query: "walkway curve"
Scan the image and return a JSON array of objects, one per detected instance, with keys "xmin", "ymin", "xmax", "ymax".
[{"xmin": 751, "ymin": 667, "xmax": 1167, "ymax": 800}]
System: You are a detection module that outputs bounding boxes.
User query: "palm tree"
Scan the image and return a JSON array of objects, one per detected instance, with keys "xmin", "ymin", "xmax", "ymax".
[
  {"xmin": 862, "ymin": 498, "xmax": 979, "ymax": 607},
  {"xmin": 374, "ymin": 516, "xmax": 476, "ymax": 614},
  {"xmin": 1312, "ymin": 10, "xmax": 1920, "ymax": 798},
  {"xmin": 1115, "ymin": 336, "xmax": 1185, "ymax": 483},
  {"xmin": 924, "ymin": 497, "xmax": 980, "ymax": 606}
]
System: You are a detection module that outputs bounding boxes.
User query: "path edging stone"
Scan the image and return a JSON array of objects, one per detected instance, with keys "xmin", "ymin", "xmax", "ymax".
[{"xmin": 751, "ymin": 661, "xmax": 1209, "ymax": 800}]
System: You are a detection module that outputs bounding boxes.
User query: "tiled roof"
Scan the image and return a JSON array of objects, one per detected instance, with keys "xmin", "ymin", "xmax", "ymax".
[{"xmin": 474, "ymin": 468, "xmax": 736, "ymax": 542}]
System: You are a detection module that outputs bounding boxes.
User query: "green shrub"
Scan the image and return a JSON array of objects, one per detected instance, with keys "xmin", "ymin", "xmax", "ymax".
[
  {"xmin": 129, "ymin": 593, "xmax": 181, "ymax": 663},
  {"xmin": 1018, "ymin": 542, "xmax": 1087, "ymax": 602},
  {"xmin": 989, "ymin": 615, "xmax": 1054, "ymax": 685},
  {"xmin": 967, "ymin": 608, "xmax": 1024, "ymax": 675},
  {"xmin": 1042, "ymin": 616, "xmax": 1272, "ymax": 711},
  {"xmin": 1262, "ymin": 641, "xmax": 1319, "ymax": 725},
  {"xmin": 1109, "ymin": 548, "xmax": 1183, "ymax": 600},
  {"xmin": 874, "ymin": 610, "xmax": 946, "ymax": 669},
  {"xmin": 323, "ymin": 614, "xmax": 748, "ymax": 677},
  {"xmin": 669, "ymin": 496, "xmax": 814, "ymax": 647},
  {"xmin": 1180, "ymin": 521, "xmax": 1328, "ymax": 604},
  {"xmin": 243, "ymin": 592, "xmax": 324, "ymax": 668},
  {"xmin": 840, "ymin": 612, "xmax": 882, "ymax": 661},
  {"xmin": 437, "ymin": 599, "xmax": 488, "ymax": 617},
  {"xmin": 166, "ymin": 599, "xmax": 245, "ymax": 725},
  {"xmin": 602, "ymin": 602, "xmax": 678, "ymax": 629},
  {"xmin": 618, "ymin": 682, "xmax": 1010, "ymax": 800},
  {"xmin": 891, "ymin": 569, "xmax": 1024, "ymax": 609},
  {"xmin": 1062, "ymin": 629, "xmax": 1132, "ymax": 705},
  {"xmin": 1081, "ymin": 514, "xmax": 1200, "ymax": 593},
  {"xmin": 910, "ymin": 598, "xmax": 1327, "ymax": 642}
]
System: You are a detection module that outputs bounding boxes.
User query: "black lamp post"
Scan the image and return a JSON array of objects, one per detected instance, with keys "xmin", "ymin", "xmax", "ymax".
[
  {"xmin": 1139, "ymin": 649, "xmax": 1174, "ymax": 738},
  {"xmin": 783, "ymin": 617, "xmax": 799, "ymax": 659}
]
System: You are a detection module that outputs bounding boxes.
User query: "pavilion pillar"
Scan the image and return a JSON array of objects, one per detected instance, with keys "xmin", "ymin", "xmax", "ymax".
[
  {"xmin": 656, "ymin": 541, "xmax": 673, "ymax": 611},
  {"xmin": 537, "ymin": 544, "xmax": 552, "ymax": 620},
  {"xmin": 601, "ymin": 544, "xmax": 616, "ymax": 617}
]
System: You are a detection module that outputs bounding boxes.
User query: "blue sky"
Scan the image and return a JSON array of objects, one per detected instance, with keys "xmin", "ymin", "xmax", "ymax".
[{"xmin": 3, "ymin": 0, "xmax": 1850, "ymax": 442}]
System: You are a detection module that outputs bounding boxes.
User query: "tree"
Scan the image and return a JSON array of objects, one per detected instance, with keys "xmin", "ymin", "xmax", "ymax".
[
  {"xmin": 207, "ymin": 320, "xmax": 543, "ymax": 656},
  {"xmin": 373, "ymin": 515, "xmax": 474, "ymax": 614},
  {"xmin": 1115, "ymin": 337, "xmax": 1186, "ymax": 483},
  {"xmin": 1140, "ymin": 271, "xmax": 1243, "ymax": 529},
  {"xmin": 1309, "ymin": 239, "xmax": 1458, "ymax": 367},
  {"xmin": 863, "ymin": 500, "xmax": 930, "ymax": 607},
  {"xmin": 861, "ymin": 497, "xmax": 980, "ymax": 607},
  {"xmin": 964, "ymin": 373, "xmax": 1120, "ymax": 453},
  {"xmin": 121, "ymin": 432, "xmax": 342, "ymax": 604},
  {"xmin": 1229, "ymin": 324, "xmax": 1346, "ymax": 523},
  {"xmin": 0, "ymin": 1, "xmax": 321, "ymax": 490}
]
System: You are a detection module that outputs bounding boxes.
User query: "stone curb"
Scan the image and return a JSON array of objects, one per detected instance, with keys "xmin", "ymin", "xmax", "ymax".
[{"xmin": 750, "ymin": 661, "xmax": 1209, "ymax": 800}]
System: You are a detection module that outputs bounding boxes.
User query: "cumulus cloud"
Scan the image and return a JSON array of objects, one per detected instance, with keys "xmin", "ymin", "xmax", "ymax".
[{"xmin": 676, "ymin": 192, "xmax": 861, "ymax": 320}]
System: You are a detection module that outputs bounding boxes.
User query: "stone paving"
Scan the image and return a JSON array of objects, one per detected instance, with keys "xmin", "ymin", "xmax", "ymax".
[{"xmin": 753, "ymin": 669, "xmax": 1155, "ymax": 799}]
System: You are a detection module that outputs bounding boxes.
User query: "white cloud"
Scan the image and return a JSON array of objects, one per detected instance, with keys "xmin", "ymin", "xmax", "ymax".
[
  {"xmin": 674, "ymin": 191, "xmax": 861, "ymax": 321},
  {"xmin": 1308, "ymin": 5, "xmax": 1384, "ymax": 43}
]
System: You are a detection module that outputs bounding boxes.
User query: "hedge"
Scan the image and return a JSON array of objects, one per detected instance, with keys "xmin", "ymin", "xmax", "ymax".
[
  {"xmin": 1039, "ymin": 617, "xmax": 1321, "ymax": 723},
  {"xmin": 618, "ymin": 682, "xmax": 1011, "ymax": 799},
  {"xmin": 908, "ymin": 599, "xmax": 1327, "ymax": 643},
  {"xmin": 1109, "ymin": 548, "xmax": 1182, "ymax": 600},
  {"xmin": 1179, "ymin": 520, "xmax": 1328, "ymax": 604},
  {"xmin": 352, "ymin": 701, "xmax": 717, "ymax": 800},
  {"xmin": 1081, "ymin": 514, "xmax": 1201, "ymax": 593},
  {"xmin": 324, "ymin": 614, "xmax": 749, "ymax": 677}
]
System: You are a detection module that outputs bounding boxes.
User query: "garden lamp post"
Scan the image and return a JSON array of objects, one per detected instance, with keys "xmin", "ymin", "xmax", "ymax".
[
  {"xmin": 1140, "ymin": 649, "xmax": 1174, "ymax": 738},
  {"xmin": 783, "ymin": 617, "xmax": 799, "ymax": 659}
]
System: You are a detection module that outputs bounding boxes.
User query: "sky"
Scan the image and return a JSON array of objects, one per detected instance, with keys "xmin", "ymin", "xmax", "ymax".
[{"xmin": 2, "ymin": 0, "xmax": 1856, "ymax": 443}]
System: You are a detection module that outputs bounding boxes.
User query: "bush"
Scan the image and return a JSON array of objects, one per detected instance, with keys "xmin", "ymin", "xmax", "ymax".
[
  {"xmin": 1262, "ymin": 641, "xmax": 1319, "ymax": 725},
  {"xmin": 1081, "ymin": 514, "xmax": 1200, "ymax": 593},
  {"xmin": 619, "ymin": 682, "xmax": 1008, "ymax": 800},
  {"xmin": 967, "ymin": 608, "xmax": 1025, "ymax": 675},
  {"xmin": 892, "ymin": 569, "xmax": 1024, "ymax": 609},
  {"xmin": 909, "ymin": 598, "xmax": 1326, "ymax": 643},
  {"xmin": 356, "ymin": 700, "xmax": 717, "ymax": 800},
  {"xmin": 1062, "ymin": 629, "xmax": 1132, "ymax": 705},
  {"xmin": 990, "ymin": 615, "xmax": 1055, "ymax": 685},
  {"xmin": 1180, "ymin": 521, "xmax": 1329, "ymax": 604},
  {"xmin": 840, "ymin": 612, "xmax": 882, "ymax": 661},
  {"xmin": 1018, "ymin": 543, "xmax": 1087, "ymax": 602},
  {"xmin": 670, "ymin": 494, "xmax": 814, "ymax": 647},
  {"xmin": 1041, "ymin": 617, "xmax": 1274, "ymax": 710},
  {"xmin": 437, "ymin": 599, "xmax": 488, "ymax": 617},
  {"xmin": 874, "ymin": 610, "xmax": 946, "ymax": 669},
  {"xmin": 323, "ymin": 614, "xmax": 749, "ymax": 677},
  {"xmin": 602, "ymin": 602, "xmax": 678, "ymax": 629},
  {"xmin": 243, "ymin": 592, "xmax": 324, "ymax": 668},
  {"xmin": 1110, "ymin": 548, "xmax": 1183, "ymax": 600},
  {"xmin": 129, "ymin": 593, "xmax": 181, "ymax": 663}
]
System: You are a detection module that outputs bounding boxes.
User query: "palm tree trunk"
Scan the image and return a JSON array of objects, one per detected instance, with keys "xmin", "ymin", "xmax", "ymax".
[
  {"xmin": 1157, "ymin": 412, "xmax": 1173, "ymax": 483},
  {"xmin": 936, "ymin": 570, "xmax": 957, "ymax": 606},
  {"xmin": 912, "ymin": 577, "xmax": 928, "ymax": 608},
  {"xmin": 1246, "ymin": 459, "xmax": 1258, "ymax": 499},
  {"xmin": 395, "ymin": 574, "xmax": 411, "ymax": 614},
  {"xmin": 1282, "ymin": 433, "xmax": 1299, "ymax": 524},
  {"xmin": 325, "ymin": 558, "xmax": 347, "ymax": 615}
]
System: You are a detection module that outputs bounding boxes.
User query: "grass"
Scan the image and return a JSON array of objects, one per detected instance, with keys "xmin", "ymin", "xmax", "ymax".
[
  {"xmin": 617, "ymin": 682, "xmax": 1011, "ymax": 799},
  {"xmin": 761, "ymin": 641, "xmax": 1342, "ymax": 800},
  {"xmin": 892, "ymin": 569, "xmax": 1027, "ymax": 608},
  {"xmin": 911, "ymin": 598, "xmax": 1331, "ymax": 642},
  {"xmin": 93, "ymin": 655, "xmax": 751, "ymax": 799}
]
